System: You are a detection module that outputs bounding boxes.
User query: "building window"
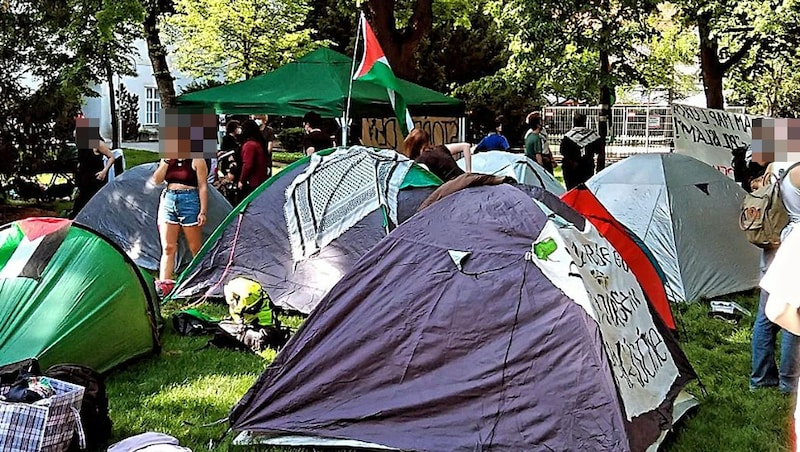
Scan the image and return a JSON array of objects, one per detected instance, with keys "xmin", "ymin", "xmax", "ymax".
[{"xmin": 145, "ymin": 87, "xmax": 160, "ymax": 125}]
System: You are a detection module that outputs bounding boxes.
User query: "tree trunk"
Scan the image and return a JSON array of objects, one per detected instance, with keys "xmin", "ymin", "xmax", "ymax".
[
  {"xmin": 364, "ymin": 0, "xmax": 432, "ymax": 82},
  {"xmin": 143, "ymin": 5, "xmax": 176, "ymax": 109},
  {"xmin": 697, "ymin": 13, "xmax": 724, "ymax": 110},
  {"xmin": 105, "ymin": 62, "xmax": 120, "ymax": 149}
]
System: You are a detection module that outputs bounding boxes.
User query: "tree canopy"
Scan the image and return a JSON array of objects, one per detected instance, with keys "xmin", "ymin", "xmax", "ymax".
[
  {"xmin": 4, "ymin": 0, "xmax": 800, "ymax": 184},
  {"xmin": 0, "ymin": 0, "xmax": 142, "ymax": 176},
  {"xmin": 165, "ymin": 0, "xmax": 313, "ymax": 82}
]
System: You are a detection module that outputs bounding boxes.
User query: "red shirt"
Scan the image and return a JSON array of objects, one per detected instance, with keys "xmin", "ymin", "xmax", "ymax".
[
  {"xmin": 164, "ymin": 159, "xmax": 198, "ymax": 187},
  {"xmin": 240, "ymin": 140, "xmax": 269, "ymax": 189}
]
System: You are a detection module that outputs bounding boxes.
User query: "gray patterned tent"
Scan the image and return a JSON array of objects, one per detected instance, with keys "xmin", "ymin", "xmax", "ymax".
[{"xmin": 171, "ymin": 147, "xmax": 440, "ymax": 314}]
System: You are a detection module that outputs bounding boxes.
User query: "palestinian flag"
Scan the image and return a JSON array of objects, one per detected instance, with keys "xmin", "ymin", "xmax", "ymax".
[
  {"xmin": 354, "ymin": 14, "xmax": 415, "ymax": 136},
  {"xmin": 0, "ymin": 218, "xmax": 71, "ymax": 280}
]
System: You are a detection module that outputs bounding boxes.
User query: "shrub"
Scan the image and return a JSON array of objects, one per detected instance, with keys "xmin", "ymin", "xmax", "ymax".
[
  {"xmin": 277, "ymin": 127, "xmax": 305, "ymax": 152},
  {"xmin": 273, "ymin": 151, "xmax": 304, "ymax": 164}
]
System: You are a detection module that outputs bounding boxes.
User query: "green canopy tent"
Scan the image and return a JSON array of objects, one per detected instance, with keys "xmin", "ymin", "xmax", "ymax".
[
  {"xmin": 175, "ymin": 47, "xmax": 465, "ymax": 119},
  {"xmin": 0, "ymin": 218, "xmax": 161, "ymax": 373}
]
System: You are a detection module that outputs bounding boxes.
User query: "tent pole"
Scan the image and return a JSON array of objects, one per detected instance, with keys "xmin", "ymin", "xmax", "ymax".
[
  {"xmin": 459, "ymin": 117, "xmax": 466, "ymax": 142},
  {"xmin": 344, "ymin": 13, "xmax": 364, "ymax": 148},
  {"xmin": 341, "ymin": 114, "xmax": 348, "ymax": 146}
]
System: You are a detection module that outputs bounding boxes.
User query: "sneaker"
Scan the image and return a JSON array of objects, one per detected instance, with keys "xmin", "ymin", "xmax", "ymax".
[
  {"xmin": 154, "ymin": 279, "xmax": 175, "ymax": 298},
  {"xmin": 750, "ymin": 383, "xmax": 778, "ymax": 392}
]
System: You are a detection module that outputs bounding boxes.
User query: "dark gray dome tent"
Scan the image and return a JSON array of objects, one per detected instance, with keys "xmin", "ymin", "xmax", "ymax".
[
  {"xmin": 171, "ymin": 146, "xmax": 440, "ymax": 314},
  {"xmin": 229, "ymin": 183, "xmax": 696, "ymax": 451},
  {"xmin": 75, "ymin": 163, "xmax": 232, "ymax": 272}
]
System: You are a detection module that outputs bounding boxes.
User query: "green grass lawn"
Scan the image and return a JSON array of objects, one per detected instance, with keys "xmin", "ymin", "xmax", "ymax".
[
  {"xmin": 124, "ymin": 148, "xmax": 162, "ymax": 167},
  {"xmin": 99, "ymin": 290, "xmax": 796, "ymax": 451}
]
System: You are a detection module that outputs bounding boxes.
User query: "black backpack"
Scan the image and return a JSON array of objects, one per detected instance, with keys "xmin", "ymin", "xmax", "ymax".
[
  {"xmin": 44, "ymin": 364, "xmax": 113, "ymax": 451},
  {"xmin": 0, "ymin": 358, "xmax": 41, "ymax": 386}
]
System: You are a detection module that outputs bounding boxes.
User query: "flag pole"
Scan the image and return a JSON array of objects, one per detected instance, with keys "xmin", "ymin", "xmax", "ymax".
[{"xmin": 344, "ymin": 12, "xmax": 364, "ymax": 147}]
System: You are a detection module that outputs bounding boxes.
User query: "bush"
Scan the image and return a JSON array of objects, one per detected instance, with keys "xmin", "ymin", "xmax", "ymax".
[
  {"xmin": 277, "ymin": 127, "xmax": 305, "ymax": 152},
  {"xmin": 273, "ymin": 151, "xmax": 304, "ymax": 165}
]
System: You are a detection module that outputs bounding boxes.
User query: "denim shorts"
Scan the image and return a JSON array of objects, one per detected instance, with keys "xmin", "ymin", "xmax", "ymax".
[{"xmin": 158, "ymin": 188, "xmax": 201, "ymax": 226}]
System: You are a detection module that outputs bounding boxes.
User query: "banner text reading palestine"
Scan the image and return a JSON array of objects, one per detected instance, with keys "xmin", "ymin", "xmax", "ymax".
[{"xmin": 672, "ymin": 104, "xmax": 751, "ymax": 152}]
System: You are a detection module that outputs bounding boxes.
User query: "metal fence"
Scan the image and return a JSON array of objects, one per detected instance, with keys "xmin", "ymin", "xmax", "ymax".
[{"xmin": 542, "ymin": 105, "xmax": 746, "ymax": 160}]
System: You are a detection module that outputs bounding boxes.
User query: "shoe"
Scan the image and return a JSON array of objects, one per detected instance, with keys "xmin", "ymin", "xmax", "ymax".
[
  {"xmin": 155, "ymin": 279, "xmax": 175, "ymax": 298},
  {"xmin": 749, "ymin": 383, "xmax": 779, "ymax": 392}
]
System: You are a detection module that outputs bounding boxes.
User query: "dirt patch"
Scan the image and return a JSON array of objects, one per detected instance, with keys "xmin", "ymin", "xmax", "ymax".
[{"xmin": 0, "ymin": 205, "xmax": 59, "ymax": 223}]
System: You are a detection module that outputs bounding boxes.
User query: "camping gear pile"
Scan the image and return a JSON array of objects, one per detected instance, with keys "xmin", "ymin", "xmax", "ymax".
[
  {"xmin": 0, "ymin": 359, "xmax": 104, "ymax": 452},
  {"xmin": 228, "ymin": 181, "xmax": 697, "ymax": 451},
  {"xmin": 0, "ymin": 359, "xmax": 113, "ymax": 451},
  {"xmin": 172, "ymin": 278, "xmax": 291, "ymax": 353},
  {"xmin": 215, "ymin": 277, "xmax": 292, "ymax": 353},
  {"xmin": 0, "ymin": 376, "xmax": 85, "ymax": 452}
]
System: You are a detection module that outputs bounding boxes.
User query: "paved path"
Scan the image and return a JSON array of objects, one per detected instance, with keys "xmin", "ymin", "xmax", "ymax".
[{"xmin": 122, "ymin": 141, "xmax": 159, "ymax": 152}]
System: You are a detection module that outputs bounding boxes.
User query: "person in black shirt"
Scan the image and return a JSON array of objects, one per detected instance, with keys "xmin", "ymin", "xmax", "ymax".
[
  {"xmin": 560, "ymin": 113, "xmax": 602, "ymax": 189},
  {"xmin": 71, "ymin": 119, "xmax": 115, "ymax": 218},
  {"xmin": 217, "ymin": 120, "xmax": 241, "ymax": 204},
  {"xmin": 302, "ymin": 111, "xmax": 334, "ymax": 156}
]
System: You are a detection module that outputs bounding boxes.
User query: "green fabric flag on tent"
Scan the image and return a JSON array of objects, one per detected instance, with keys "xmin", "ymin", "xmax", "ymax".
[{"xmin": 354, "ymin": 14, "xmax": 414, "ymax": 136}]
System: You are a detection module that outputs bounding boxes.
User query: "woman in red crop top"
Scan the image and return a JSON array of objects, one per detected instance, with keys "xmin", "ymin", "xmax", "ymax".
[{"xmin": 152, "ymin": 158, "xmax": 209, "ymax": 296}]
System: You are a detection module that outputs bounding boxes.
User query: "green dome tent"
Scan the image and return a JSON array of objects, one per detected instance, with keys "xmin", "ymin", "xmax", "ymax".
[{"xmin": 0, "ymin": 218, "xmax": 161, "ymax": 373}]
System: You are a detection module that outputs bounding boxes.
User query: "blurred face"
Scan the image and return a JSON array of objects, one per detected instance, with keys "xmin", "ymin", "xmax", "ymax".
[
  {"xmin": 75, "ymin": 117, "xmax": 102, "ymax": 149},
  {"xmin": 159, "ymin": 108, "xmax": 218, "ymax": 159}
]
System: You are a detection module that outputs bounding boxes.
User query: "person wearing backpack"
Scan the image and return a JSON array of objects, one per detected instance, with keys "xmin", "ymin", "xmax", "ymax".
[
  {"xmin": 750, "ymin": 162, "xmax": 800, "ymax": 393},
  {"xmin": 763, "ymin": 198, "xmax": 800, "ymax": 449},
  {"xmin": 560, "ymin": 113, "xmax": 601, "ymax": 190}
]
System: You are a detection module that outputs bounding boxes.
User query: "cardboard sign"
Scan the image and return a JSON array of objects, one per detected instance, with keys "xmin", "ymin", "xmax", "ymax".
[
  {"xmin": 671, "ymin": 104, "xmax": 753, "ymax": 178},
  {"xmin": 361, "ymin": 116, "xmax": 460, "ymax": 154}
]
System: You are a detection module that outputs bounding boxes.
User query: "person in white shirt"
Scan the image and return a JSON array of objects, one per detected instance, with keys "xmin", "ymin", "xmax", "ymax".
[{"xmin": 763, "ymin": 163, "xmax": 800, "ymax": 452}]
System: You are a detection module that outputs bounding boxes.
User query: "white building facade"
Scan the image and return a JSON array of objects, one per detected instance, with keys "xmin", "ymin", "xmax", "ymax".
[{"xmin": 82, "ymin": 39, "xmax": 192, "ymax": 142}]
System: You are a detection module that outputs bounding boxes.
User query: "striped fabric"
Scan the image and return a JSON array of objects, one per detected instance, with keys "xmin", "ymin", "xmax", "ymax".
[{"xmin": 0, "ymin": 378, "xmax": 85, "ymax": 452}]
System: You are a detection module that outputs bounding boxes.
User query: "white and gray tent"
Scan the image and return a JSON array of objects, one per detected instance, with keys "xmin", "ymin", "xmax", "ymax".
[
  {"xmin": 585, "ymin": 153, "xmax": 760, "ymax": 303},
  {"xmin": 75, "ymin": 163, "xmax": 233, "ymax": 271},
  {"xmin": 457, "ymin": 151, "xmax": 565, "ymax": 195}
]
